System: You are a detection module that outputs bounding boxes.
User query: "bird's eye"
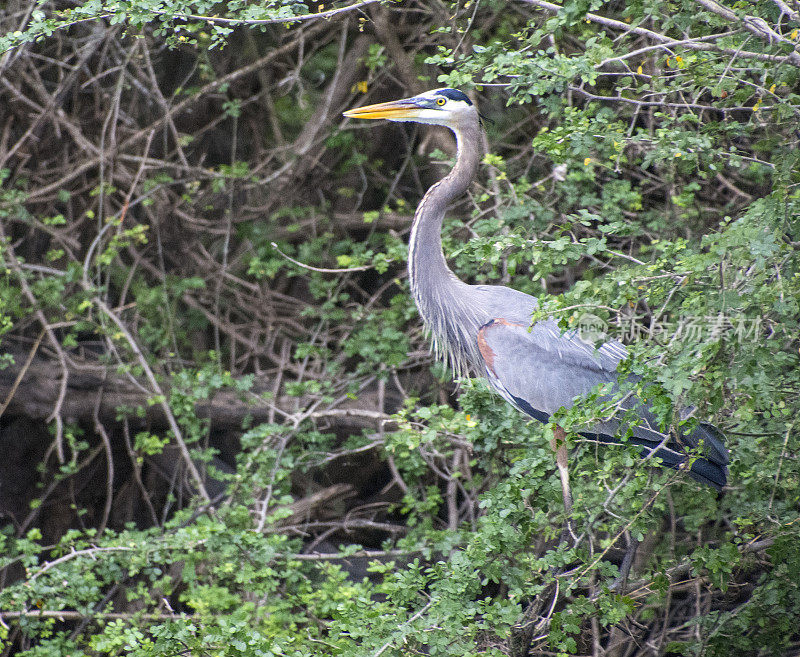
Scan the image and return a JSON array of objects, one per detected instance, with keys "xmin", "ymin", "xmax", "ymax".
[{"xmin": 436, "ymin": 97, "xmax": 446, "ymax": 106}]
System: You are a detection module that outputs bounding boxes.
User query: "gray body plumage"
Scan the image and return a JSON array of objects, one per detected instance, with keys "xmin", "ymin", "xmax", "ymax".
[{"xmin": 350, "ymin": 88, "xmax": 729, "ymax": 489}]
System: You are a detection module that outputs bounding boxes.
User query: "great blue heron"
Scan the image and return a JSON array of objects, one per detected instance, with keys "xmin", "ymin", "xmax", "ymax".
[{"xmin": 343, "ymin": 88, "xmax": 728, "ymax": 511}]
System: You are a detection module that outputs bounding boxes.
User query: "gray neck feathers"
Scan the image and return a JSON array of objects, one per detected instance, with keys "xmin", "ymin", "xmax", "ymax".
[{"xmin": 408, "ymin": 117, "xmax": 485, "ymax": 377}]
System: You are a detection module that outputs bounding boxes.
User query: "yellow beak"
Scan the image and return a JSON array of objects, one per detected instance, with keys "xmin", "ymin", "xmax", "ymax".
[{"xmin": 343, "ymin": 99, "xmax": 423, "ymax": 120}]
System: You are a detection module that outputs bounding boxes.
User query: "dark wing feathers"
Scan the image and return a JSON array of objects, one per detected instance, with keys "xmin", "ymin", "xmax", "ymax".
[{"xmin": 477, "ymin": 318, "xmax": 729, "ymax": 489}]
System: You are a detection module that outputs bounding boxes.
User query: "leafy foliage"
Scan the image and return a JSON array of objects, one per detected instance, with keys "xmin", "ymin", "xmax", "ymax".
[{"xmin": 1, "ymin": 0, "xmax": 799, "ymax": 655}]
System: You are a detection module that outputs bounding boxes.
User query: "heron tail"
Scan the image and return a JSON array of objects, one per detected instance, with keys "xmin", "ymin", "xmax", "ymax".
[
  {"xmin": 582, "ymin": 422, "xmax": 729, "ymax": 490},
  {"xmin": 682, "ymin": 422, "xmax": 729, "ymax": 490},
  {"xmin": 646, "ymin": 420, "xmax": 729, "ymax": 490}
]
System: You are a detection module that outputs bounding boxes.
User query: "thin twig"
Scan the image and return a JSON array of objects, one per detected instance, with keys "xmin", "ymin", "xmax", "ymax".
[
  {"xmin": 163, "ymin": 0, "xmax": 380, "ymax": 26},
  {"xmin": 271, "ymin": 242, "xmax": 374, "ymax": 273},
  {"xmin": 0, "ymin": 329, "xmax": 44, "ymax": 419}
]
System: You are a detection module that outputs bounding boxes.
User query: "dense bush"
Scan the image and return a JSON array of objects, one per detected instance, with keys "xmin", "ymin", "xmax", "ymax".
[{"xmin": 0, "ymin": 0, "xmax": 798, "ymax": 655}]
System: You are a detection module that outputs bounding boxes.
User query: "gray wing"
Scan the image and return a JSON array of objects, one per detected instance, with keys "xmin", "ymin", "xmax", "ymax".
[
  {"xmin": 476, "ymin": 317, "xmax": 729, "ymax": 489},
  {"xmin": 476, "ymin": 317, "xmax": 628, "ymax": 419}
]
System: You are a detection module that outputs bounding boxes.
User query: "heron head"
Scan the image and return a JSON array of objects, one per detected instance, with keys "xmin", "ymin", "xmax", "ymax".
[{"xmin": 343, "ymin": 88, "xmax": 477, "ymax": 128}]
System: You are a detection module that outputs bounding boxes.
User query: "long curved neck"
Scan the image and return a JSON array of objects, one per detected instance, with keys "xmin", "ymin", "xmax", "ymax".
[
  {"xmin": 408, "ymin": 117, "xmax": 484, "ymax": 375},
  {"xmin": 408, "ymin": 120, "xmax": 482, "ymax": 292}
]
